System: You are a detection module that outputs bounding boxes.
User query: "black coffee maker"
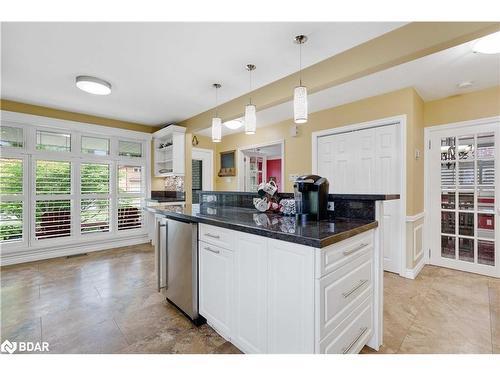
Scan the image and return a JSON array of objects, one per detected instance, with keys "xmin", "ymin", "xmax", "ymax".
[{"xmin": 293, "ymin": 175, "xmax": 329, "ymax": 222}]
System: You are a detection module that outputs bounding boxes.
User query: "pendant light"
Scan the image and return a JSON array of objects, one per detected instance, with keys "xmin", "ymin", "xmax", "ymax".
[
  {"xmin": 211, "ymin": 83, "xmax": 222, "ymax": 143},
  {"xmin": 293, "ymin": 35, "xmax": 308, "ymax": 124},
  {"xmin": 244, "ymin": 64, "xmax": 257, "ymax": 134}
]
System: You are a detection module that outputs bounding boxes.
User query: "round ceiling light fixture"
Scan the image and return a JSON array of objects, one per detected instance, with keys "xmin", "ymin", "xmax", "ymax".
[
  {"xmin": 76, "ymin": 75, "xmax": 112, "ymax": 95},
  {"xmin": 224, "ymin": 119, "xmax": 243, "ymax": 130},
  {"xmin": 472, "ymin": 31, "xmax": 500, "ymax": 54}
]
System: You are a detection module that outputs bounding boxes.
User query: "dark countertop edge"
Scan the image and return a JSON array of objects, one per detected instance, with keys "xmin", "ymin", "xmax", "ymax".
[
  {"xmin": 329, "ymin": 194, "xmax": 400, "ymax": 201},
  {"xmin": 144, "ymin": 207, "xmax": 378, "ymax": 248}
]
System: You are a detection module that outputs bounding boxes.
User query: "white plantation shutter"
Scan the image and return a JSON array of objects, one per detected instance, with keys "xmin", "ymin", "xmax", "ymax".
[
  {"xmin": 0, "ymin": 158, "xmax": 24, "ymax": 243},
  {"xmin": 35, "ymin": 199, "xmax": 71, "ymax": 239},
  {"xmin": 118, "ymin": 165, "xmax": 143, "ymax": 231},
  {"xmin": 80, "ymin": 163, "xmax": 110, "ymax": 234}
]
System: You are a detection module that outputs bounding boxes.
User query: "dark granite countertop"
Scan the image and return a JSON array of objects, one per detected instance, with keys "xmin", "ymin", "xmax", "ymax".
[{"xmin": 144, "ymin": 204, "xmax": 377, "ymax": 248}]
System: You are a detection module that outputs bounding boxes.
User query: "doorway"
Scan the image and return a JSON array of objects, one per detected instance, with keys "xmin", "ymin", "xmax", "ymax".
[
  {"xmin": 192, "ymin": 148, "xmax": 214, "ymax": 203},
  {"xmin": 425, "ymin": 117, "xmax": 499, "ymax": 277},
  {"xmin": 237, "ymin": 140, "xmax": 285, "ymax": 193},
  {"xmin": 313, "ymin": 116, "xmax": 406, "ymax": 275}
]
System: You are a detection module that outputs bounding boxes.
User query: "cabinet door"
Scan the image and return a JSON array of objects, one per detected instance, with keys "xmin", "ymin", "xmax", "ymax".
[
  {"xmin": 199, "ymin": 242, "xmax": 233, "ymax": 339},
  {"xmin": 267, "ymin": 238, "xmax": 315, "ymax": 353},
  {"xmin": 233, "ymin": 232, "xmax": 268, "ymax": 353}
]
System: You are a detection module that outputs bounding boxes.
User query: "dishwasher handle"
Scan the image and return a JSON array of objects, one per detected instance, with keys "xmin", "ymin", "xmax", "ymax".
[{"xmin": 157, "ymin": 220, "xmax": 167, "ymax": 292}]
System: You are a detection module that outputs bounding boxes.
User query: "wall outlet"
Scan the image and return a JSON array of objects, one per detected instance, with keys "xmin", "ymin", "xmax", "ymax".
[
  {"xmin": 327, "ymin": 201, "xmax": 335, "ymax": 211},
  {"xmin": 289, "ymin": 174, "xmax": 299, "ymax": 182}
]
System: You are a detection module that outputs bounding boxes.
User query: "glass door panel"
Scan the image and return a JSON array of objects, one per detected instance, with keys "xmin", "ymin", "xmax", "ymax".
[{"xmin": 437, "ymin": 130, "xmax": 497, "ymax": 272}]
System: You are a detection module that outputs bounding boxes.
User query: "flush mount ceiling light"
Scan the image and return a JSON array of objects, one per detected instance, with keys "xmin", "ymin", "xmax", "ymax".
[
  {"xmin": 211, "ymin": 83, "xmax": 222, "ymax": 143},
  {"xmin": 293, "ymin": 35, "xmax": 308, "ymax": 124},
  {"xmin": 472, "ymin": 31, "xmax": 500, "ymax": 54},
  {"xmin": 224, "ymin": 119, "xmax": 243, "ymax": 130},
  {"xmin": 75, "ymin": 75, "xmax": 112, "ymax": 95},
  {"xmin": 457, "ymin": 81, "xmax": 474, "ymax": 89},
  {"xmin": 244, "ymin": 64, "xmax": 257, "ymax": 135}
]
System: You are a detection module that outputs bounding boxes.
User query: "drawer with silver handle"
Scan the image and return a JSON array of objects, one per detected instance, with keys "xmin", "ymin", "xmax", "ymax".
[
  {"xmin": 318, "ymin": 297, "xmax": 373, "ymax": 354},
  {"xmin": 315, "ymin": 230, "xmax": 374, "ymax": 279},
  {"xmin": 316, "ymin": 251, "xmax": 372, "ymax": 340},
  {"xmin": 199, "ymin": 224, "xmax": 235, "ymax": 250}
]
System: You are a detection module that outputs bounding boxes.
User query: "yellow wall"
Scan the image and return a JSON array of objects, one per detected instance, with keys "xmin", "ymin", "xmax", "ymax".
[
  {"xmin": 212, "ymin": 87, "xmax": 424, "ymax": 215},
  {"xmin": 424, "ymin": 86, "xmax": 500, "ymax": 126},
  {"xmin": 0, "ymin": 99, "xmax": 156, "ymax": 133}
]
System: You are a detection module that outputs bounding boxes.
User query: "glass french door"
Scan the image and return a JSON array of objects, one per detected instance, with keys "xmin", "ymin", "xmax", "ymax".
[{"xmin": 429, "ymin": 121, "xmax": 499, "ymax": 277}]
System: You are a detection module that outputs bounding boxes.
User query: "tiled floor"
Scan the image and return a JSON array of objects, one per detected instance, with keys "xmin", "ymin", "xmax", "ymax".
[{"xmin": 1, "ymin": 244, "xmax": 498, "ymax": 354}]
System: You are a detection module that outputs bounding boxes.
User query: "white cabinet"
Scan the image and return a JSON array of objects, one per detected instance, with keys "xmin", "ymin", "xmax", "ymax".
[
  {"xmin": 198, "ymin": 223, "xmax": 379, "ymax": 354},
  {"xmin": 153, "ymin": 125, "xmax": 185, "ymax": 177},
  {"xmin": 199, "ymin": 241, "xmax": 233, "ymax": 340},
  {"xmin": 267, "ymin": 238, "xmax": 315, "ymax": 353},
  {"xmin": 233, "ymin": 233, "xmax": 268, "ymax": 353}
]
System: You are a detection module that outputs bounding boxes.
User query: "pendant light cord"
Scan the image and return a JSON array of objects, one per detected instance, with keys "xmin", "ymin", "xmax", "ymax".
[
  {"xmin": 214, "ymin": 86, "xmax": 219, "ymax": 117},
  {"xmin": 249, "ymin": 68, "xmax": 253, "ymax": 105},
  {"xmin": 299, "ymin": 41, "xmax": 302, "ymax": 86}
]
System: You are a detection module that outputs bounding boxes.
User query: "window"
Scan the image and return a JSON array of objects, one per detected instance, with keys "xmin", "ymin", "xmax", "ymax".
[
  {"xmin": 118, "ymin": 165, "xmax": 143, "ymax": 231},
  {"xmin": 36, "ymin": 160, "xmax": 71, "ymax": 195},
  {"xmin": 0, "ymin": 126, "xmax": 23, "ymax": 148},
  {"xmin": 0, "ymin": 158, "xmax": 24, "ymax": 243},
  {"xmin": 81, "ymin": 163, "xmax": 110, "ymax": 234},
  {"xmin": 118, "ymin": 165, "xmax": 142, "ymax": 193},
  {"xmin": 36, "ymin": 130, "xmax": 71, "ymax": 152},
  {"xmin": 119, "ymin": 140, "xmax": 142, "ymax": 158},
  {"xmin": 82, "ymin": 136, "xmax": 109, "ymax": 156},
  {"xmin": 35, "ymin": 160, "xmax": 72, "ymax": 240}
]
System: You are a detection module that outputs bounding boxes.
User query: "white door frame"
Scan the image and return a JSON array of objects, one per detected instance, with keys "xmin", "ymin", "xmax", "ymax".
[
  {"xmin": 192, "ymin": 147, "xmax": 214, "ymax": 190},
  {"xmin": 312, "ymin": 115, "xmax": 407, "ymax": 277},
  {"xmin": 237, "ymin": 139, "xmax": 285, "ymax": 192},
  {"xmin": 424, "ymin": 115, "xmax": 500, "ymax": 277}
]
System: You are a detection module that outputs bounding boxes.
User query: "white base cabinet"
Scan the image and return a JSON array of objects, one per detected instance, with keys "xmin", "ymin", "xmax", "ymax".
[{"xmin": 198, "ymin": 224, "xmax": 379, "ymax": 354}]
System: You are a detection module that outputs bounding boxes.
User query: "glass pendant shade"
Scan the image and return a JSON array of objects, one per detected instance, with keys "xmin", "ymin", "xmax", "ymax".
[
  {"xmin": 211, "ymin": 117, "xmax": 222, "ymax": 142},
  {"xmin": 244, "ymin": 104, "xmax": 256, "ymax": 134},
  {"xmin": 293, "ymin": 86, "xmax": 308, "ymax": 124}
]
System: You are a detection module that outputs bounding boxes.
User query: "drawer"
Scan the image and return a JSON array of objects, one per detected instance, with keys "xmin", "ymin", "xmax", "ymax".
[
  {"xmin": 316, "ymin": 251, "xmax": 372, "ymax": 340},
  {"xmin": 199, "ymin": 224, "xmax": 235, "ymax": 250},
  {"xmin": 318, "ymin": 297, "xmax": 373, "ymax": 354},
  {"xmin": 315, "ymin": 230, "xmax": 373, "ymax": 279}
]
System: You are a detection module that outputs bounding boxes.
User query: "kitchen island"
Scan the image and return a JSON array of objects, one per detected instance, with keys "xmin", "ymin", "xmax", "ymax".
[{"xmin": 146, "ymin": 192, "xmax": 399, "ymax": 354}]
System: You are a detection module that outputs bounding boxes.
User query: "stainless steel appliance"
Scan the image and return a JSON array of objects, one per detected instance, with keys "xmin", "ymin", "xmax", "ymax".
[
  {"xmin": 155, "ymin": 215, "xmax": 204, "ymax": 325},
  {"xmin": 293, "ymin": 175, "xmax": 329, "ymax": 221}
]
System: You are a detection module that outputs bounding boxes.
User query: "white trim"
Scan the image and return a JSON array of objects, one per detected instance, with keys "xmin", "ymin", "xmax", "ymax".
[
  {"xmin": 192, "ymin": 147, "xmax": 214, "ymax": 190},
  {"xmin": 311, "ymin": 115, "xmax": 407, "ymax": 277},
  {"xmin": 402, "ymin": 255, "xmax": 426, "ymax": 280},
  {"xmin": 237, "ymin": 139, "xmax": 285, "ymax": 192},
  {"xmin": 0, "ymin": 234, "xmax": 149, "ymax": 266},
  {"xmin": 413, "ymin": 223, "xmax": 424, "ymax": 262},
  {"xmin": 406, "ymin": 212, "xmax": 425, "ymax": 222},
  {"xmin": 1, "ymin": 110, "xmax": 152, "ymax": 141}
]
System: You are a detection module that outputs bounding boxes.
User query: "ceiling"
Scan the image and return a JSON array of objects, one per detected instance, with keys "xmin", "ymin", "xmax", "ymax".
[
  {"xmin": 197, "ymin": 36, "xmax": 500, "ymax": 137},
  {"xmin": 1, "ymin": 22, "xmax": 404, "ymax": 125}
]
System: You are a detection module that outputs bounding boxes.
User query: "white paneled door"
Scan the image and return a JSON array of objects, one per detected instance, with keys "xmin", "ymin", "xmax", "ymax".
[
  {"xmin": 427, "ymin": 121, "xmax": 499, "ymax": 277},
  {"xmin": 317, "ymin": 124, "xmax": 402, "ymax": 274}
]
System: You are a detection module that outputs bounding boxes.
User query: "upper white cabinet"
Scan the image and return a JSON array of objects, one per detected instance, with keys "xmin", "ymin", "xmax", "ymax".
[{"xmin": 153, "ymin": 125, "xmax": 185, "ymax": 177}]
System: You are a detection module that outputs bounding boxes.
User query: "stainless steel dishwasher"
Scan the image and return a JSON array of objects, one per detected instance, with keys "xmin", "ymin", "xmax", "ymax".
[{"xmin": 155, "ymin": 216, "xmax": 204, "ymax": 325}]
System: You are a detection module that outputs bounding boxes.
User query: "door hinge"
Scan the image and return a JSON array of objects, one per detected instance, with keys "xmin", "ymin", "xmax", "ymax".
[
  {"xmin": 428, "ymin": 248, "xmax": 431, "ymax": 258},
  {"xmin": 428, "ymin": 139, "xmax": 431, "ymax": 150}
]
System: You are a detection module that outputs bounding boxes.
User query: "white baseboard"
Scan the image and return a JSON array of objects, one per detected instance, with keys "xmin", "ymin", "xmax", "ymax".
[
  {"xmin": 0, "ymin": 234, "xmax": 150, "ymax": 266},
  {"xmin": 402, "ymin": 256, "xmax": 426, "ymax": 280}
]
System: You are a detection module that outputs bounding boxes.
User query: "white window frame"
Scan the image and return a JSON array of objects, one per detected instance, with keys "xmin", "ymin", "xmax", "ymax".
[{"xmin": 0, "ymin": 110, "xmax": 151, "ymax": 257}]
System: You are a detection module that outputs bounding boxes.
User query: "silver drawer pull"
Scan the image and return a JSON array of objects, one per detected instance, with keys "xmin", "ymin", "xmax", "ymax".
[
  {"xmin": 205, "ymin": 233, "xmax": 220, "ymax": 239},
  {"xmin": 343, "ymin": 243, "xmax": 368, "ymax": 255},
  {"xmin": 204, "ymin": 246, "xmax": 220, "ymax": 254},
  {"xmin": 342, "ymin": 279, "xmax": 368, "ymax": 298},
  {"xmin": 342, "ymin": 327, "xmax": 368, "ymax": 354}
]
